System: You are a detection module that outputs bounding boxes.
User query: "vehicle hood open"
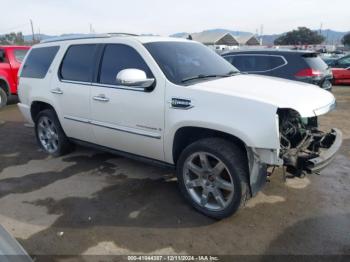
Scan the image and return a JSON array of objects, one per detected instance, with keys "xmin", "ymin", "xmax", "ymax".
[{"xmin": 192, "ymin": 74, "xmax": 336, "ymax": 117}]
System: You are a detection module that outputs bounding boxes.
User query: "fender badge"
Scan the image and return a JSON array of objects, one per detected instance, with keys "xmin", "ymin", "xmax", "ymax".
[{"xmin": 171, "ymin": 98, "xmax": 193, "ymax": 109}]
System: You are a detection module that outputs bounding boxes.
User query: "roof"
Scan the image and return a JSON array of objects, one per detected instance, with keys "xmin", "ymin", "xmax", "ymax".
[
  {"xmin": 222, "ymin": 49, "xmax": 317, "ymax": 56},
  {"xmin": 235, "ymin": 35, "xmax": 260, "ymax": 45},
  {"xmin": 190, "ymin": 32, "xmax": 239, "ymax": 45},
  {"xmin": 0, "ymin": 45, "xmax": 31, "ymax": 49},
  {"xmin": 38, "ymin": 34, "xmax": 189, "ymax": 45}
]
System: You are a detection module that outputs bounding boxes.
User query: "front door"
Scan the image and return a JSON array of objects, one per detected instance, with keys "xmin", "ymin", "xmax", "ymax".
[{"xmin": 90, "ymin": 44, "xmax": 165, "ymax": 161}]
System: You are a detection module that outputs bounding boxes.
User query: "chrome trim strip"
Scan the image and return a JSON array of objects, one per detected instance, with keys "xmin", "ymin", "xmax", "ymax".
[
  {"xmin": 90, "ymin": 120, "xmax": 161, "ymax": 139},
  {"xmin": 64, "ymin": 116, "xmax": 161, "ymax": 139},
  {"xmin": 64, "ymin": 116, "xmax": 90, "ymax": 124},
  {"xmin": 91, "ymin": 82, "xmax": 145, "ymax": 92},
  {"xmin": 60, "ymin": 79, "xmax": 92, "ymax": 86}
]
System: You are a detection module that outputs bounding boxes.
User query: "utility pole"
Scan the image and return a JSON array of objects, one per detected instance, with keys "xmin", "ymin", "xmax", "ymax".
[{"xmin": 30, "ymin": 19, "xmax": 35, "ymax": 43}]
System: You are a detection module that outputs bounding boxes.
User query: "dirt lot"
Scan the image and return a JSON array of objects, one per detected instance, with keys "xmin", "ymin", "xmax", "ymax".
[{"xmin": 0, "ymin": 87, "xmax": 349, "ymax": 259}]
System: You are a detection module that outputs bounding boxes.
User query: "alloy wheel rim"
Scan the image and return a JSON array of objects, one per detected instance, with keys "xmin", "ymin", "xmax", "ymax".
[
  {"xmin": 37, "ymin": 116, "xmax": 59, "ymax": 153},
  {"xmin": 183, "ymin": 152, "xmax": 235, "ymax": 211}
]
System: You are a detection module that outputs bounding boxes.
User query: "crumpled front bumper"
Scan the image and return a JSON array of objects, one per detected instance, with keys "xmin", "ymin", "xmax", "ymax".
[{"xmin": 305, "ymin": 128, "xmax": 343, "ymax": 173}]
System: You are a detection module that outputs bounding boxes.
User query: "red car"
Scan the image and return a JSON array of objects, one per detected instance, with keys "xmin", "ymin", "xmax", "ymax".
[
  {"xmin": 0, "ymin": 45, "xmax": 30, "ymax": 108},
  {"xmin": 330, "ymin": 55, "xmax": 350, "ymax": 85}
]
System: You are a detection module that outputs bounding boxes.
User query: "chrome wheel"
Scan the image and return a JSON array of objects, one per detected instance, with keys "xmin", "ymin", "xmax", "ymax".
[
  {"xmin": 183, "ymin": 152, "xmax": 235, "ymax": 211},
  {"xmin": 37, "ymin": 116, "xmax": 59, "ymax": 153}
]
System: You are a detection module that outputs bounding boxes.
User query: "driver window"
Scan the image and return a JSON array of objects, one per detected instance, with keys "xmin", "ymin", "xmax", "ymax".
[{"xmin": 99, "ymin": 44, "xmax": 153, "ymax": 85}]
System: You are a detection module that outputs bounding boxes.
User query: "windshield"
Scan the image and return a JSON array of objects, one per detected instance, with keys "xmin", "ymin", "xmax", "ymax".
[
  {"xmin": 144, "ymin": 41, "xmax": 239, "ymax": 85},
  {"xmin": 14, "ymin": 49, "xmax": 29, "ymax": 63}
]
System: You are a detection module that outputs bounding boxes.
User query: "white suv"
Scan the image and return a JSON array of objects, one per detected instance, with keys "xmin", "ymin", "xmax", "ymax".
[{"xmin": 17, "ymin": 34, "xmax": 342, "ymax": 219}]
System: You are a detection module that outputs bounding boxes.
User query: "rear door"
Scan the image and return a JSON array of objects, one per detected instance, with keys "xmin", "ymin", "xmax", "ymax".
[
  {"xmin": 50, "ymin": 44, "xmax": 98, "ymax": 143},
  {"xmin": 90, "ymin": 43, "xmax": 165, "ymax": 161}
]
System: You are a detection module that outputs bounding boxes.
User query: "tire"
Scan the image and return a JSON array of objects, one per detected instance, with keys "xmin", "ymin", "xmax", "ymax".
[
  {"xmin": 35, "ymin": 109, "xmax": 73, "ymax": 156},
  {"xmin": 176, "ymin": 138, "xmax": 249, "ymax": 219},
  {"xmin": 0, "ymin": 88, "xmax": 7, "ymax": 109}
]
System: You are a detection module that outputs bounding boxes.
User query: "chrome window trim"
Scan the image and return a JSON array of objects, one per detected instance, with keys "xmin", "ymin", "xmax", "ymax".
[{"xmin": 223, "ymin": 54, "xmax": 288, "ymax": 73}]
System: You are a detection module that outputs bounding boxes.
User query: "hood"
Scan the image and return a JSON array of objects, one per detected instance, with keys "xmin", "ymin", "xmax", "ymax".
[{"xmin": 192, "ymin": 74, "xmax": 335, "ymax": 117}]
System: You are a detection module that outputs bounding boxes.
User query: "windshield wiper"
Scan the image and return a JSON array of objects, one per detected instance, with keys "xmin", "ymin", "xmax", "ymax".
[{"xmin": 181, "ymin": 71, "xmax": 240, "ymax": 83}]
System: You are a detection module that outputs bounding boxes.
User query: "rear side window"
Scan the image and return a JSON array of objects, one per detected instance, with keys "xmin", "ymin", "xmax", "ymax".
[
  {"xmin": 60, "ymin": 44, "xmax": 97, "ymax": 82},
  {"xmin": 302, "ymin": 53, "xmax": 328, "ymax": 71},
  {"xmin": 14, "ymin": 49, "xmax": 29, "ymax": 62},
  {"xmin": 21, "ymin": 46, "xmax": 59, "ymax": 79},
  {"xmin": 99, "ymin": 44, "xmax": 153, "ymax": 85},
  {"xmin": 225, "ymin": 55, "xmax": 286, "ymax": 72}
]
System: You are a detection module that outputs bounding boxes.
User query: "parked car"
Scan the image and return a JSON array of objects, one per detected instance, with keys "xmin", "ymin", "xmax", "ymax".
[
  {"xmin": 0, "ymin": 45, "xmax": 30, "ymax": 108},
  {"xmin": 0, "ymin": 225, "xmax": 32, "ymax": 262},
  {"xmin": 17, "ymin": 35, "xmax": 341, "ymax": 219},
  {"xmin": 328, "ymin": 55, "xmax": 350, "ymax": 85},
  {"xmin": 222, "ymin": 49, "xmax": 333, "ymax": 91}
]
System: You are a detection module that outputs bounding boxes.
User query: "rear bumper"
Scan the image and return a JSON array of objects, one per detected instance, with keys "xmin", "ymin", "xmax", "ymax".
[
  {"xmin": 17, "ymin": 103, "xmax": 33, "ymax": 124},
  {"xmin": 305, "ymin": 128, "xmax": 342, "ymax": 173}
]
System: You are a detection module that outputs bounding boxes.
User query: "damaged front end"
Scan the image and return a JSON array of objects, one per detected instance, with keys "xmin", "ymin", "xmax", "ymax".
[{"xmin": 278, "ymin": 109, "xmax": 342, "ymax": 177}]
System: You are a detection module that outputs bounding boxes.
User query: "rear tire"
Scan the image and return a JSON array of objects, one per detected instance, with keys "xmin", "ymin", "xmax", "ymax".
[
  {"xmin": 0, "ymin": 88, "xmax": 7, "ymax": 109},
  {"xmin": 35, "ymin": 109, "xmax": 73, "ymax": 156},
  {"xmin": 176, "ymin": 138, "xmax": 249, "ymax": 219}
]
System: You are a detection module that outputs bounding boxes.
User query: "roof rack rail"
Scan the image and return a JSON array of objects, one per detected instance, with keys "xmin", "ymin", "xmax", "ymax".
[
  {"xmin": 107, "ymin": 32, "xmax": 139, "ymax": 36},
  {"xmin": 40, "ymin": 34, "xmax": 111, "ymax": 44},
  {"xmin": 40, "ymin": 33, "xmax": 138, "ymax": 44}
]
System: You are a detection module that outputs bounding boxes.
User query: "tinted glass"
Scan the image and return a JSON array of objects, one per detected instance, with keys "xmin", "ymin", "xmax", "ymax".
[
  {"xmin": 14, "ymin": 49, "xmax": 29, "ymax": 62},
  {"xmin": 144, "ymin": 42, "xmax": 237, "ymax": 85},
  {"xmin": 0, "ymin": 49, "xmax": 5, "ymax": 63},
  {"xmin": 21, "ymin": 46, "xmax": 59, "ymax": 79},
  {"xmin": 60, "ymin": 44, "xmax": 97, "ymax": 82},
  {"xmin": 99, "ymin": 44, "xmax": 153, "ymax": 85},
  {"xmin": 225, "ymin": 55, "xmax": 285, "ymax": 72},
  {"xmin": 303, "ymin": 53, "xmax": 328, "ymax": 71},
  {"xmin": 336, "ymin": 56, "xmax": 350, "ymax": 68}
]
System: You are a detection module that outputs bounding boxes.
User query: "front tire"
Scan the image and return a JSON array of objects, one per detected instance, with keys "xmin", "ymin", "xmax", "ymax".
[
  {"xmin": 0, "ymin": 88, "xmax": 7, "ymax": 109},
  {"xmin": 35, "ymin": 109, "xmax": 72, "ymax": 156},
  {"xmin": 176, "ymin": 138, "xmax": 249, "ymax": 219}
]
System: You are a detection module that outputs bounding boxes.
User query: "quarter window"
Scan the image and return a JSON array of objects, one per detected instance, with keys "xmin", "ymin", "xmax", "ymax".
[
  {"xmin": 225, "ymin": 55, "xmax": 286, "ymax": 72},
  {"xmin": 60, "ymin": 44, "xmax": 97, "ymax": 82},
  {"xmin": 99, "ymin": 44, "xmax": 153, "ymax": 85},
  {"xmin": 21, "ymin": 46, "xmax": 59, "ymax": 79}
]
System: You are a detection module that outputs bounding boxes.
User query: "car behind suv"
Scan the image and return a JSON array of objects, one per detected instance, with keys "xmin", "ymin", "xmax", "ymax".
[
  {"xmin": 0, "ymin": 45, "xmax": 30, "ymax": 108},
  {"xmin": 222, "ymin": 49, "xmax": 333, "ymax": 91},
  {"xmin": 17, "ymin": 35, "xmax": 341, "ymax": 219}
]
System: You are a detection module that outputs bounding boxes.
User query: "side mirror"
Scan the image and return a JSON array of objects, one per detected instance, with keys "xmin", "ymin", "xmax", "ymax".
[{"xmin": 116, "ymin": 69, "xmax": 154, "ymax": 88}]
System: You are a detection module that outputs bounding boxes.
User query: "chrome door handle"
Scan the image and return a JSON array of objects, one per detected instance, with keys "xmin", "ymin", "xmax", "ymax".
[
  {"xmin": 50, "ymin": 88, "xmax": 63, "ymax": 95},
  {"xmin": 93, "ymin": 94, "xmax": 109, "ymax": 102}
]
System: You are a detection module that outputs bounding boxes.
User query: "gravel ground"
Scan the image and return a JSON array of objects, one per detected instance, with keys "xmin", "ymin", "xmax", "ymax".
[{"xmin": 0, "ymin": 87, "xmax": 349, "ymax": 260}]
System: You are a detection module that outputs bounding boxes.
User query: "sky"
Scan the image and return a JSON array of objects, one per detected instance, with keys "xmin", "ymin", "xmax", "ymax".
[{"xmin": 0, "ymin": 0, "xmax": 349, "ymax": 36}]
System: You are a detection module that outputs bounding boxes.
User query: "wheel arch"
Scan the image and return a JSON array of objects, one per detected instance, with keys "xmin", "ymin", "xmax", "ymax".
[
  {"xmin": 30, "ymin": 100, "xmax": 56, "ymax": 122},
  {"xmin": 171, "ymin": 126, "xmax": 249, "ymax": 165},
  {"xmin": 0, "ymin": 77, "xmax": 10, "ymax": 95}
]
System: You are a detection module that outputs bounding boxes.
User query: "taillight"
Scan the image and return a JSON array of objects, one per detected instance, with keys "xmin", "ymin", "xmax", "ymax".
[{"xmin": 295, "ymin": 68, "xmax": 322, "ymax": 80}]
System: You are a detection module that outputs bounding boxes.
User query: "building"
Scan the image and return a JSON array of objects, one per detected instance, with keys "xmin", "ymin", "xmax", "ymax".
[
  {"xmin": 190, "ymin": 32, "xmax": 239, "ymax": 46},
  {"xmin": 235, "ymin": 35, "xmax": 260, "ymax": 46}
]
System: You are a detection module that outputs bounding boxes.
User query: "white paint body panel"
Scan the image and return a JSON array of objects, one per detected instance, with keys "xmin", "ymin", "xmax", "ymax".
[{"xmin": 17, "ymin": 36, "xmax": 336, "ymax": 166}]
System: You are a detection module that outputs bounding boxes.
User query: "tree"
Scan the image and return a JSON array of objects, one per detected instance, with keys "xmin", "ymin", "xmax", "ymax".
[
  {"xmin": 342, "ymin": 33, "xmax": 350, "ymax": 46},
  {"xmin": 0, "ymin": 32, "xmax": 25, "ymax": 45},
  {"xmin": 274, "ymin": 27, "xmax": 325, "ymax": 45}
]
